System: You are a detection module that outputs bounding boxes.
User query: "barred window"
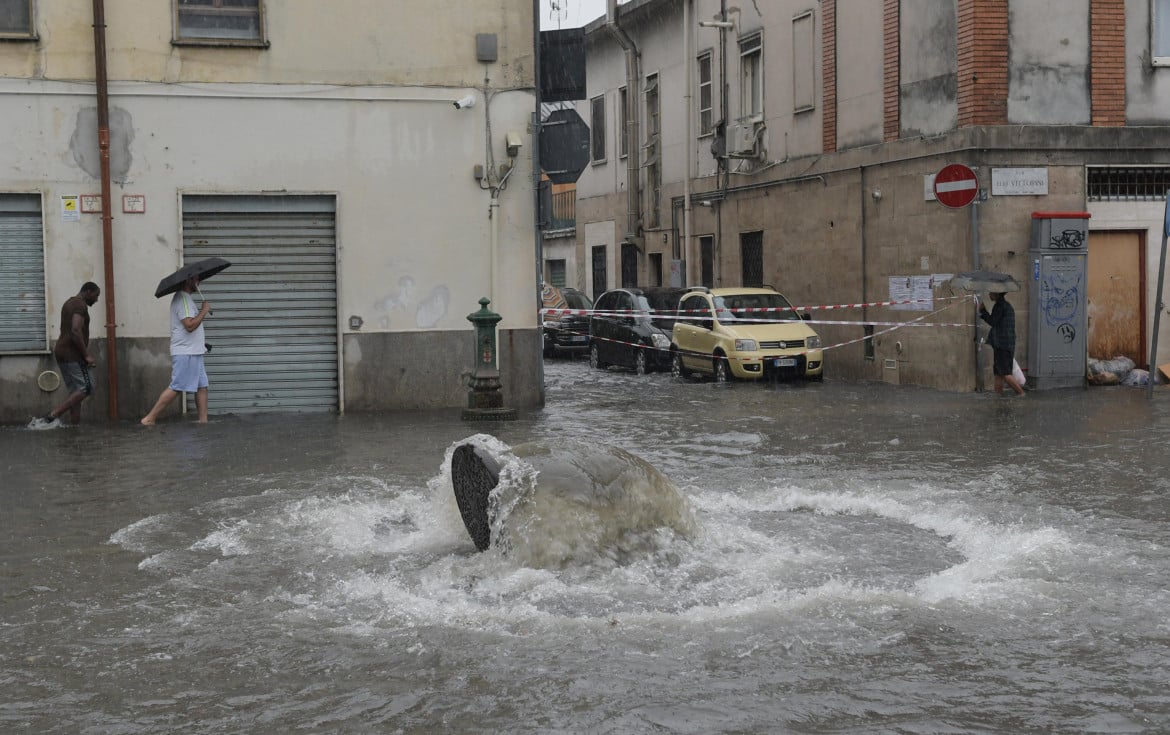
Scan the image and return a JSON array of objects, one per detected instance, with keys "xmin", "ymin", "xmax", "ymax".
[
  {"xmin": 175, "ymin": 0, "xmax": 266, "ymax": 46},
  {"xmin": 1086, "ymin": 167, "xmax": 1170, "ymax": 201}
]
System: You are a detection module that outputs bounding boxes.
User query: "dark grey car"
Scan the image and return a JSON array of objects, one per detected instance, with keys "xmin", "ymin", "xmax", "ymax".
[{"xmin": 588, "ymin": 287, "xmax": 686, "ymax": 374}]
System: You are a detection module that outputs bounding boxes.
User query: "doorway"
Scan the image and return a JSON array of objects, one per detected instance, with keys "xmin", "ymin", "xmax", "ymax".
[{"xmin": 1087, "ymin": 230, "xmax": 1146, "ymax": 366}]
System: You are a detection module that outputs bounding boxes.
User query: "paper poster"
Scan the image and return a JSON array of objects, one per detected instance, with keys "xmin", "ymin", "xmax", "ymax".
[{"xmin": 889, "ymin": 275, "xmax": 937, "ymax": 311}]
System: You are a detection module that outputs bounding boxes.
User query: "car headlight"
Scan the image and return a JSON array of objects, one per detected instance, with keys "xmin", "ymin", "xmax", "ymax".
[
  {"xmin": 734, "ymin": 338, "xmax": 758, "ymax": 352},
  {"xmin": 806, "ymin": 335, "xmax": 822, "ymax": 349},
  {"xmin": 651, "ymin": 333, "xmax": 670, "ymax": 349}
]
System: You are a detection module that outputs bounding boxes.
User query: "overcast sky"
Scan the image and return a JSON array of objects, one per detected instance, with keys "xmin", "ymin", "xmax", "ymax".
[{"xmin": 539, "ymin": 0, "xmax": 621, "ymax": 29}]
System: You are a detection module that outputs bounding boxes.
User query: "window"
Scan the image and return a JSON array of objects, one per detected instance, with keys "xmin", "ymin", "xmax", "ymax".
[
  {"xmin": 547, "ymin": 259, "xmax": 567, "ymax": 287},
  {"xmin": 0, "ymin": 0, "xmax": 34, "ymax": 39},
  {"xmin": 698, "ymin": 52, "xmax": 714, "ymax": 136},
  {"xmin": 740, "ymin": 33, "xmax": 763, "ymax": 119},
  {"xmin": 0, "ymin": 194, "xmax": 47, "ymax": 353},
  {"xmin": 792, "ymin": 11, "xmax": 815, "ymax": 112},
  {"xmin": 741, "ymin": 231, "xmax": 763, "ymax": 287},
  {"xmin": 175, "ymin": 0, "xmax": 266, "ymax": 46},
  {"xmin": 1155, "ymin": 0, "xmax": 1170, "ymax": 66},
  {"xmin": 1087, "ymin": 166, "xmax": 1170, "ymax": 201},
  {"xmin": 618, "ymin": 87, "xmax": 629, "ymax": 158},
  {"xmin": 645, "ymin": 73, "xmax": 661, "ymax": 228},
  {"xmin": 590, "ymin": 94, "xmax": 607, "ymax": 163}
]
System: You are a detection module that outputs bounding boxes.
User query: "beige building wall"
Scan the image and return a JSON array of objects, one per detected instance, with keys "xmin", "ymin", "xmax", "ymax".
[{"xmin": 0, "ymin": 0, "xmax": 539, "ymax": 420}]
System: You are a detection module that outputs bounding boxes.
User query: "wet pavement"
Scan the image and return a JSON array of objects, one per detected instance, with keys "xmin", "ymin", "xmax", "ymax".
[{"xmin": 3, "ymin": 360, "xmax": 1170, "ymax": 733}]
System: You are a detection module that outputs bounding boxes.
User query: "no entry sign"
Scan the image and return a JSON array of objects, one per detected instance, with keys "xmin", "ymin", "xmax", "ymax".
[{"xmin": 933, "ymin": 164, "xmax": 979, "ymax": 209}]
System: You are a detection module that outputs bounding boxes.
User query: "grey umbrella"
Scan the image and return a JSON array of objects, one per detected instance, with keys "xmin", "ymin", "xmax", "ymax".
[
  {"xmin": 951, "ymin": 270, "xmax": 1020, "ymax": 293},
  {"xmin": 153, "ymin": 257, "xmax": 232, "ymax": 298}
]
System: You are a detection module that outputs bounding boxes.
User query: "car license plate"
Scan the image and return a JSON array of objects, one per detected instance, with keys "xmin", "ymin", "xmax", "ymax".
[
  {"xmin": 572, "ymin": 335, "xmax": 588, "ymax": 343},
  {"xmin": 774, "ymin": 358, "xmax": 796, "ymax": 367}
]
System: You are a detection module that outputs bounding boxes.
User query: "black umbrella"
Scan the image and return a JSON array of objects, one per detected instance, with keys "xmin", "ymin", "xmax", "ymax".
[
  {"xmin": 951, "ymin": 270, "xmax": 1021, "ymax": 293},
  {"xmin": 154, "ymin": 257, "xmax": 232, "ymax": 298}
]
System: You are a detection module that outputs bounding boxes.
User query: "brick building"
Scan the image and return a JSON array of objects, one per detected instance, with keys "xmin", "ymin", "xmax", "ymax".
[{"xmin": 570, "ymin": 0, "xmax": 1170, "ymax": 390}]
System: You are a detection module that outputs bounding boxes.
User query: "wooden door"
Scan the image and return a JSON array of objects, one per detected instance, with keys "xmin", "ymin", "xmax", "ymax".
[{"xmin": 1087, "ymin": 231, "xmax": 1145, "ymax": 366}]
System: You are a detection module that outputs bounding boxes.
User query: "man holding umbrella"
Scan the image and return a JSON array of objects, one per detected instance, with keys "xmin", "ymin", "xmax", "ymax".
[
  {"xmin": 978, "ymin": 291, "xmax": 1026, "ymax": 396},
  {"xmin": 141, "ymin": 274, "xmax": 213, "ymax": 424}
]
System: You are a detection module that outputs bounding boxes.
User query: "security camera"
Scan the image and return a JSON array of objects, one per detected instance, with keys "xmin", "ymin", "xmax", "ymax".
[{"xmin": 453, "ymin": 95, "xmax": 476, "ymax": 110}]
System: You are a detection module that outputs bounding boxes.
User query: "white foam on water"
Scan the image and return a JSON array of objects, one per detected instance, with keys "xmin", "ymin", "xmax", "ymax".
[
  {"xmin": 743, "ymin": 482, "xmax": 1076, "ymax": 607},
  {"xmin": 104, "ymin": 436, "xmax": 1115, "ymax": 642}
]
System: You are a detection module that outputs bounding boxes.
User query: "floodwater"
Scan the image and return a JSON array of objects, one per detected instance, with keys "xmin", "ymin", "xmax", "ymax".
[{"xmin": 3, "ymin": 359, "xmax": 1170, "ymax": 734}]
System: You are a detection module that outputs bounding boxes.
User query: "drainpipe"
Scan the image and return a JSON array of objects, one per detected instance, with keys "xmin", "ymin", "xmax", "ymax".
[
  {"xmin": 92, "ymin": 0, "xmax": 119, "ymax": 419},
  {"xmin": 681, "ymin": 0, "xmax": 693, "ymax": 286},
  {"xmin": 971, "ymin": 184, "xmax": 983, "ymax": 392},
  {"xmin": 606, "ymin": 0, "xmax": 641, "ymax": 249},
  {"xmin": 533, "ymin": 0, "xmax": 545, "ymax": 403},
  {"xmin": 717, "ymin": 0, "xmax": 728, "ymax": 285}
]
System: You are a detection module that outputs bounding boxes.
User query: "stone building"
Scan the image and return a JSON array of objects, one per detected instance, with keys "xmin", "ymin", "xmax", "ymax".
[
  {"xmin": 570, "ymin": 0, "xmax": 1170, "ymax": 390},
  {"xmin": 0, "ymin": 0, "xmax": 540, "ymax": 422}
]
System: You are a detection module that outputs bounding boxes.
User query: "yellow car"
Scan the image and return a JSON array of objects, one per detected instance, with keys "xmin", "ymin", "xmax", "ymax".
[{"xmin": 670, "ymin": 287, "xmax": 824, "ymax": 382}]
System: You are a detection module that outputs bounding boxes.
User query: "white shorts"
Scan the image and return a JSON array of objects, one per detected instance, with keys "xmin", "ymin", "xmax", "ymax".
[{"xmin": 169, "ymin": 354, "xmax": 209, "ymax": 393}]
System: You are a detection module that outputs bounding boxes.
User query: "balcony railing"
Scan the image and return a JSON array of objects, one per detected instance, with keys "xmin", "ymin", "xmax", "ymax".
[{"xmin": 548, "ymin": 189, "xmax": 576, "ymax": 231}]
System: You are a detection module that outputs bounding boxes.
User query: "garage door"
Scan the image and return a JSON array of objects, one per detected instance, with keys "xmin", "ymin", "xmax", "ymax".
[
  {"xmin": 0, "ymin": 195, "xmax": 47, "ymax": 353},
  {"xmin": 182, "ymin": 195, "xmax": 338, "ymax": 413}
]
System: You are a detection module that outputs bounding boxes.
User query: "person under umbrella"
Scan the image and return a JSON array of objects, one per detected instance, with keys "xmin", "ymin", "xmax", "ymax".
[
  {"xmin": 977, "ymin": 291, "xmax": 1026, "ymax": 396},
  {"xmin": 141, "ymin": 274, "xmax": 212, "ymax": 424}
]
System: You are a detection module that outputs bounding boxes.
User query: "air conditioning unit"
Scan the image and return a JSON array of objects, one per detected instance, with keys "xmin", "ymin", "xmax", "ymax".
[{"xmin": 727, "ymin": 118, "xmax": 761, "ymax": 157}]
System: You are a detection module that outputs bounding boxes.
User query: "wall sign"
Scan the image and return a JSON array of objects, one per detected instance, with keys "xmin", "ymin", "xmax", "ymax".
[
  {"xmin": 61, "ymin": 195, "xmax": 80, "ymax": 222},
  {"xmin": 991, "ymin": 168, "xmax": 1048, "ymax": 196},
  {"xmin": 80, "ymin": 194, "xmax": 103, "ymax": 213},
  {"xmin": 122, "ymin": 194, "xmax": 146, "ymax": 214}
]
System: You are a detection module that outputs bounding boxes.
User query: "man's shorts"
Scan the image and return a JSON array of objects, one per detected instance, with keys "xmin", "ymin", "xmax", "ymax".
[
  {"xmin": 992, "ymin": 347, "xmax": 1014, "ymax": 377},
  {"xmin": 59, "ymin": 361, "xmax": 93, "ymax": 396},
  {"xmin": 169, "ymin": 354, "xmax": 209, "ymax": 393}
]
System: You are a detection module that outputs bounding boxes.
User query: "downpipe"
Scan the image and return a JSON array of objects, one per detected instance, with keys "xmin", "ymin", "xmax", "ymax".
[{"xmin": 92, "ymin": 0, "xmax": 120, "ymax": 419}]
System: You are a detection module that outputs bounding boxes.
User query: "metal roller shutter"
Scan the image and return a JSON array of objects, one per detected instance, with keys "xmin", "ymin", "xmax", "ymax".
[
  {"xmin": 0, "ymin": 195, "xmax": 47, "ymax": 353},
  {"xmin": 182, "ymin": 195, "xmax": 338, "ymax": 414}
]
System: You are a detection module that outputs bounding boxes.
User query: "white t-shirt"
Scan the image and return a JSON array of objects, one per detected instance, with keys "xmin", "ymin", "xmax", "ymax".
[{"xmin": 170, "ymin": 291, "xmax": 206, "ymax": 355}]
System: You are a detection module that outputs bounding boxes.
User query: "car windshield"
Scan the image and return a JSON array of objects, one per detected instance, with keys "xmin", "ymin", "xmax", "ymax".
[
  {"xmin": 565, "ymin": 292, "xmax": 593, "ymax": 310},
  {"xmin": 713, "ymin": 293, "xmax": 799, "ymax": 323},
  {"xmin": 641, "ymin": 290, "xmax": 684, "ymax": 329},
  {"xmin": 628, "ymin": 296, "xmax": 662, "ymax": 326}
]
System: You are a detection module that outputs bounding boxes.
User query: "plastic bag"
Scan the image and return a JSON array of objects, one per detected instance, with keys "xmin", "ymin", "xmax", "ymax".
[
  {"xmin": 1121, "ymin": 368, "xmax": 1150, "ymax": 387},
  {"xmin": 1088, "ymin": 355, "xmax": 1135, "ymax": 381},
  {"xmin": 1012, "ymin": 359, "xmax": 1026, "ymax": 387}
]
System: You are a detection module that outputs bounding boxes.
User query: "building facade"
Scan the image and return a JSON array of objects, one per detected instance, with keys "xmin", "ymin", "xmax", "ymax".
[
  {"xmin": 571, "ymin": 0, "xmax": 1170, "ymax": 390},
  {"xmin": 0, "ymin": 0, "xmax": 541, "ymax": 422}
]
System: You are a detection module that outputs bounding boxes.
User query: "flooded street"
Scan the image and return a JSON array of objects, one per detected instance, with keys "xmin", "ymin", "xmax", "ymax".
[{"xmin": 4, "ymin": 360, "xmax": 1170, "ymax": 733}]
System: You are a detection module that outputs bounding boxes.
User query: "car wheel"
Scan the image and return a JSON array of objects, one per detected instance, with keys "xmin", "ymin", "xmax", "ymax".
[
  {"xmin": 543, "ymin": 338, "xmax": 555, "ymax": 358},
  {"xmin": 589, "ymin": 343, "xmax": 605, "ymax": 370},
  {"xmin": 671, "ymin": 351, "xmax": 689, "ymax": 380},
  {"xmin": 713, "ymin": 354, "xmax": 730, "ymax": 383},
  {"xmin": 634, "ymin": 349, "xmax": 648, "ymax": 376}
]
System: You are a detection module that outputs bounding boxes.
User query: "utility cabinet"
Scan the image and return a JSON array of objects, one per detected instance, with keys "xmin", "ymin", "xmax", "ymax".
[{"xmin": 1027, "ymin": 212, "xmax": 1090, "ymax": 389}]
